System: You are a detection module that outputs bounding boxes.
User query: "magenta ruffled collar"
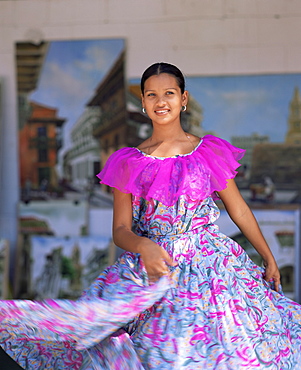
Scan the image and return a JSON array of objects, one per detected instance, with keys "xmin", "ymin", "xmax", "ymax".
[{"xmin": 97, "ymin": 135, "xmax": 245, "ymax": 206}]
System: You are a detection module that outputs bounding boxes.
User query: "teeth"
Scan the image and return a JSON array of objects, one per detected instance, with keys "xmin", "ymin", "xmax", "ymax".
[{"xmin": 156, "ymin": 110, "xmax": 168, "ymax": 113}]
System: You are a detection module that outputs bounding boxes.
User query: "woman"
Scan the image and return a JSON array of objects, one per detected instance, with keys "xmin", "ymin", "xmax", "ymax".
[{"xmin": 1, "ymin": 62, "xmax": 301, "ymax": 369}]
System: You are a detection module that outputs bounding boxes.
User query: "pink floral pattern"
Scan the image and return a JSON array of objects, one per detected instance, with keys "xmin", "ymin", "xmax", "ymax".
[{"xmin": 129, "ymin": 195, "xmax": 301, "ymax": 369}]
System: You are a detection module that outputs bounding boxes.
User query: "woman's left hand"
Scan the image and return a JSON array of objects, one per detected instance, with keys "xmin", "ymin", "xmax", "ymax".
[{"xmin": 263, "ymin": 258, "xmax": 281, "ymax": 292}]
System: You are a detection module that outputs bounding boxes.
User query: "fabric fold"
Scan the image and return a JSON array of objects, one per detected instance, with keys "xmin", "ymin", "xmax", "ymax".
[{"xmin": 0, "ymin": 270, "xmax": 170, "ymax": 351}]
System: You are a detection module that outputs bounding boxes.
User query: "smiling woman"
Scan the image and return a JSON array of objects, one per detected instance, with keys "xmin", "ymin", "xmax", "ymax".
[
  {"xmin": 142, "ymin": 73, "xmax": 187, "ymax": 123},
  {"xmin": 138, "ymin": 64, "xmax": 193, "ymax": 158}
]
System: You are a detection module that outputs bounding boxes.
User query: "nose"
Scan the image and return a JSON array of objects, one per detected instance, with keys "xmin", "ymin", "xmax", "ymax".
[{"xmin": 156, "ymin": 95, "xmax": 166, "ymax": 106}]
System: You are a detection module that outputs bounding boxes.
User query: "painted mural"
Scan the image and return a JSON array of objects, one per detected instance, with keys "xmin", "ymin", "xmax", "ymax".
[
  {"xmin": 186, "ymin": 73, "xmax": 301, "ymax": 204},
  {"xmin": 17, "ymin": 38, "xmax": 125, "ymax": 199},
  {"xmin": 15, "ymin": 39, "xmax": 125, "ymax": 298}
]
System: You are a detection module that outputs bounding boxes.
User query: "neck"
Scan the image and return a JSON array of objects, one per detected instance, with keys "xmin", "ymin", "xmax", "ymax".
[{"xmin": 150, "ymin": 124, "xmax": 186, "ymax": 143}]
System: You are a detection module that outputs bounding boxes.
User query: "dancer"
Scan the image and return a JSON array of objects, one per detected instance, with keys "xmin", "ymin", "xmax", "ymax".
[{"xmin": 1, "ymin": 62, "xmax": 301, "ymax": 369}]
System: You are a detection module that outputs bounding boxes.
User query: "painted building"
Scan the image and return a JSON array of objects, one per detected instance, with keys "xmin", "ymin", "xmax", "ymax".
[
  {"xmin": 89, "ymin": 50, "xmax": 153, "ymax": 193},
  {"xmin": 66, "ymin": 107, "xmax": 101, "ymax": 190},
  {"xmin": 16, "ymin": 41, "xmax": 49, "ymax": 130},
  {"xmin": 89, "ymin": 50, "xmax": 128, "ymax": 189},
  {"xmin": 19, "ymin": 101, "xmax": 65, "ymax": 194},
  {"xmin": 231, "ymin": 133, "xmax": 270, "ymax": 171},
  {"xmin": 286, "ymin": 87, "xmax": 301, "ymax": 145}
]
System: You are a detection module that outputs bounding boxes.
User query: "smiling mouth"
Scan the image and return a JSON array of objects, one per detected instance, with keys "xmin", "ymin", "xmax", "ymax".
[{"xmin": 155, "ymin": 109, "xmax": 170, "ymax": 114}]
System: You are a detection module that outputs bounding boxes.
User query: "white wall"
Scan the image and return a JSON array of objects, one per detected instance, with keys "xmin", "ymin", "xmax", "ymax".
[{"xmin": 1, "ymin": 0, "xmax": 301, "ymax": 268}]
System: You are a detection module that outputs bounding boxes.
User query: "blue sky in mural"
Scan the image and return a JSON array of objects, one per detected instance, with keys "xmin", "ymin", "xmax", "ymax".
[
  {"xmin": 132, "ymin": 73, "xmax": 301, "ymax": 143},
  {"xmin": 186, "ymin": 74, "xmax": 301, "ymax": 143},
  {"xmin": 30, "ymin": 38, "xmax": 125, "ymax": 149}
]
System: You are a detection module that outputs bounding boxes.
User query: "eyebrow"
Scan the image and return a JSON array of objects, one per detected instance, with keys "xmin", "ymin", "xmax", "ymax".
[{"xmin": 144, "ymin": 87, "xmax": 178, "ymax": 93}]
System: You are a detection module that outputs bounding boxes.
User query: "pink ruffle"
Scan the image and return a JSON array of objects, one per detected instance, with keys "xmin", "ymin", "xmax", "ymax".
[{"xmin": 97, "ymin": 135, "xmax": 245, "ymax": 206}]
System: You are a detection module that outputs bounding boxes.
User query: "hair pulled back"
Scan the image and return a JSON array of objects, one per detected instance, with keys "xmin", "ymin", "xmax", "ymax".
[{"xmin": 140, "ymin": 62, "xmax": 185, "ymax": 95}]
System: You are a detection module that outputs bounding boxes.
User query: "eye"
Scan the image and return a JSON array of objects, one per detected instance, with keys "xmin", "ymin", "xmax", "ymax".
[
  {"xmin": 166, "ymin": 91, "xmax": 174, "ymax": 95},
  {"xmin": 147, "ymin": 93, "xmax": 155, "ymax": 97}
]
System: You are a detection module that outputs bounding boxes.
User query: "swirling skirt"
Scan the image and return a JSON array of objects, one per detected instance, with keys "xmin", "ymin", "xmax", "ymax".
[{"xmin": 1, "ymin": 227, "xmax": 301, "ymax": 369}]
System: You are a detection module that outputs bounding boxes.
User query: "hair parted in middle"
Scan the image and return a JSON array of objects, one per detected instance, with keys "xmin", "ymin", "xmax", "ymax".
[{"xmin": 140, "ymin": 62, "xmax": 186, "ymax": 95}]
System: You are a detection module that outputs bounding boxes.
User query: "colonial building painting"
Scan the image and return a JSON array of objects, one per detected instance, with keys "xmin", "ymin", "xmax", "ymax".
[
  {"xmin": 250, "ymin": 87, "xmax": 301, "ymax": 196},
  {"xmin": 64, "ymin": 107, "xmax": 101, "ymax": 190},
  {"xmin": 19, "ymin": 101, "xmax": 65, "ymax": 194}
]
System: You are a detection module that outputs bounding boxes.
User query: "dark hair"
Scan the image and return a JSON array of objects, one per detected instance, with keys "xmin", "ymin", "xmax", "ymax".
[{"xmin": 140, "ymin": 62, "xmax": 185, "ymax": 95}]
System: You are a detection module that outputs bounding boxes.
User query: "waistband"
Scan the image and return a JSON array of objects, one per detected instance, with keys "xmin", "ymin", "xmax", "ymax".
[{"xmin": 136, "ymin": 224, "xmax": 218, "ymax": 240}]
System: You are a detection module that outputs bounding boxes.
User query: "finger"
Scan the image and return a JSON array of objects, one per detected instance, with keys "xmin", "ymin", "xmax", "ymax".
[
  {"xmin": 264, "ymin": 276, "xmax": 280, "ymax": 292},
  {"xmin": 263, "ymin": 274, "xmax": 271, "ymax": 282},
  {"xmin": 148, "ymin": 269, "xmax": 170, "ymax": 282},
  {"xmin": 148, "ymin": 275, "xmax": 159, "ymax": 283},
  {"xmin": 162, "ymin": 252, "xmax": 177, "ymax": 267},
  {"xmin": 263, "ymin": 270, "xmax": 275, "ymax": 282},
  {"xmin": 273, "ymin": 278, "xmax": 281, "ymax": 292},
  {"xmin": 148, "ymin": 275, "xmax": 163, "ymax": 283}
]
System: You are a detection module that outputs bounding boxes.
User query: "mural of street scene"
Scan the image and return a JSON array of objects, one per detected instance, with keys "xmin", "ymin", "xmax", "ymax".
[
  {"xmin": 185, "ymin": 74, "xmax": 301, "ymax": 204},
  {"xmin": 17, "ymin": 38, "xmax": 125, "ymax": 204},
  {"xmin": 16, "ymin": 39, "xmax": 125, "ymax": 298}
]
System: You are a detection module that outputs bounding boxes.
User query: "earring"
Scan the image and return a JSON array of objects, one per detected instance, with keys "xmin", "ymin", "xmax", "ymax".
[
  {"xmin": 182, "ymin": 105, "xmax": 187, "ymax": 112},
  {"xmin": 142, "ymin": 107, "xmax": 146, "ymax": 114}
]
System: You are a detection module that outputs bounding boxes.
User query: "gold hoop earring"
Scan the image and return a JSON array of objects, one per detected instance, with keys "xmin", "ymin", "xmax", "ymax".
[{"xmin": 182, "ymin": 105, "xmax": 187, "ymax": 112}]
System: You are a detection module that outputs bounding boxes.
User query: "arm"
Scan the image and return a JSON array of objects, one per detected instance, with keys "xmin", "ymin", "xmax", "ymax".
[
  {"xmin": 217, "ymin": 179, "xmax": 281, "ymax": 292},
  {"xmin": 112, "ymin": 188, "xmax": 176, "ymax": 282}
]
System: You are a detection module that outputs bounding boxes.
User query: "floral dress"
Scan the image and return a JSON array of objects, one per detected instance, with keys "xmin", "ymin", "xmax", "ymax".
[{"xmin": 1, "ymin": 135, "xmax": 301, "ymax": 369}]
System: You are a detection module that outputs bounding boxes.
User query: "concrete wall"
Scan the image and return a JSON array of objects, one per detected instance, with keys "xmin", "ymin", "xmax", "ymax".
[{"xmin": 1, "ymin": 0, "xmax": 301, "ymax": 264}]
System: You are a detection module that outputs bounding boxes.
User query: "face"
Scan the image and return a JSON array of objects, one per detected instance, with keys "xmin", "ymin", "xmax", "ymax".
[{"xmin": 141, "ymin": 73, "xmax": 188, "ymax": 125}]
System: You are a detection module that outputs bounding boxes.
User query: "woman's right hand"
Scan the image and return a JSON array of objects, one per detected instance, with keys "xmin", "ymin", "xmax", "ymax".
[
  {"xmin": 112, "ymin": 190, "xmax": 176, "ymax": 283},
  {"xmin": 139, "ymin": 238, "xmax": 177, "ymax": 283}
]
